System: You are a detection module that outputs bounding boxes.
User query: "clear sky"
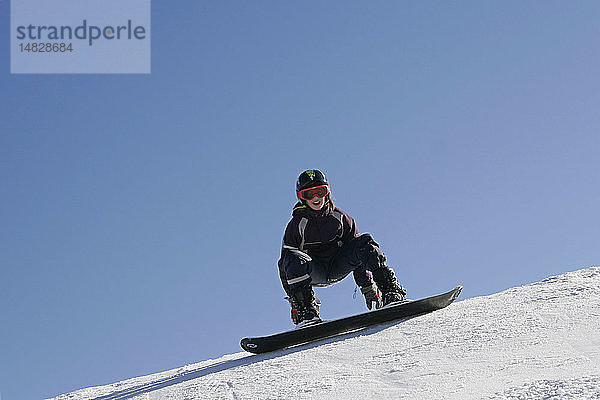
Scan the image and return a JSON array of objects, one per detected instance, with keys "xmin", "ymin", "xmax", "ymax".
[{"xmin": 1, "ymin": 2, "xmax": 599, "ymax": 399}]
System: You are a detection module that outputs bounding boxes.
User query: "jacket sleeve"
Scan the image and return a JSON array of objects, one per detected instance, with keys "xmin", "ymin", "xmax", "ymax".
[
  {"xmin": 341, "ymin": 210, "xmax": 359, "ymax": 243},
  {"xmin": 280, "ymin": 217, "xmax": 302, "ymax": 251},
  {"xmin": 277, "ymin": 218, "xmax": 302, "ymax": 296}
]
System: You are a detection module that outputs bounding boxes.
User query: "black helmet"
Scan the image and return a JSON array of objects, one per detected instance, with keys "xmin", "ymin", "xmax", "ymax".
[{"xmin": 296, "ymin": 169, "xmax": 328, "ymax": 192}]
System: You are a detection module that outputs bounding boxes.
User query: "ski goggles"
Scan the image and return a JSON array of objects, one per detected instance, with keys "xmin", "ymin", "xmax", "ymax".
[{"xmin": 297, "ymin": 184, "xmax": 330, "ymax": 201}]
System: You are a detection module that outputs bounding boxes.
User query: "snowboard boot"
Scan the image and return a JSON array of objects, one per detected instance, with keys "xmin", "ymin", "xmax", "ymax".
[
  {"xmin": 288, "ymin": 285, "xmax": 321, "ymax": 325},
  {"xmin": 372, "ymin": 267, "xmax": 407, "ymax": 307}
]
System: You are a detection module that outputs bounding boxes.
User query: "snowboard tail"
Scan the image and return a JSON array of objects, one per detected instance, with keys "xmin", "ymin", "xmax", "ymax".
[{"xmin": 241, "ymin": 286, "xmax": 462, "ymax": 354}]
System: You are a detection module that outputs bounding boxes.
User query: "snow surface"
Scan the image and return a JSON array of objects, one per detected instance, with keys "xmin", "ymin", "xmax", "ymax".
[{"xmin": 51, "ymin": 267, "xmax": 600, "ymax": 400}]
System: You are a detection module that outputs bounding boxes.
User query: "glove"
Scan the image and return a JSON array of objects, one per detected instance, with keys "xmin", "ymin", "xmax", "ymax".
[{"xmin": 361, "ymin": 283, "xmax": 383, "ymax": 310}]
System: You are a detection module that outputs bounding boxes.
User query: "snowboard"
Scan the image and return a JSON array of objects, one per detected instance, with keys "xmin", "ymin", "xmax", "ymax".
[{"xmin": 241, "ymin": 285, "xmax": 462, "ymax": 354}]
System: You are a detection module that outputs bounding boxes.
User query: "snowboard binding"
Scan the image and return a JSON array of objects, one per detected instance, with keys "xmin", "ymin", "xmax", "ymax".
[{"xmin": 287, "ymin": 285, "xmax": 321, "ymax": 325}]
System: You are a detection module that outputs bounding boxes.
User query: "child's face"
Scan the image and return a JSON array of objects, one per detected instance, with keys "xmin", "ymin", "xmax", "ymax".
[{"xmin": 307, "ymin": 195, "xmax": 326, "ymax": 211}]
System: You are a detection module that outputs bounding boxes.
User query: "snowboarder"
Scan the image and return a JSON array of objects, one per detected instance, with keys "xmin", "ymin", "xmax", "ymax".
[{"xmin": 278, "ymin": 169, "xmax": 407, "ymax": 325}]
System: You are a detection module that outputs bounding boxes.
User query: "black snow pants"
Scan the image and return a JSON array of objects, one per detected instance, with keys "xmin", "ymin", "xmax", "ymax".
[{"xmin": 280, "ymin": 233, "xmax": 386, "ymax": 294}]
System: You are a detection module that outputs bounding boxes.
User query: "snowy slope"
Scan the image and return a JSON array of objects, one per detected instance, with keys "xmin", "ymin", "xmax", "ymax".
[{"xmin": 51, "ymin": 267, "xmax": 600, "ymax": 400}]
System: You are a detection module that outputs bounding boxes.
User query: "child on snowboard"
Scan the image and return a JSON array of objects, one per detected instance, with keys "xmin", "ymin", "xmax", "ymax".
[{"xmin": 278, "ymin": 169, "xmax": 406, "ymax": 325}]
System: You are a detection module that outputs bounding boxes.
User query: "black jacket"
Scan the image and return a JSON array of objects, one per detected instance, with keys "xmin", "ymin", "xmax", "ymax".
[{"xmin": 278, "ymin": 201, "xmax": 359, "ymax": 262}]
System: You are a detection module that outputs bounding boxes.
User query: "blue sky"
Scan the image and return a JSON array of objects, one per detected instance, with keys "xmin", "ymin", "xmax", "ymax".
[{"xmin": 1, "ymin": 1, "xmax": 600, "ymax": 399}]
